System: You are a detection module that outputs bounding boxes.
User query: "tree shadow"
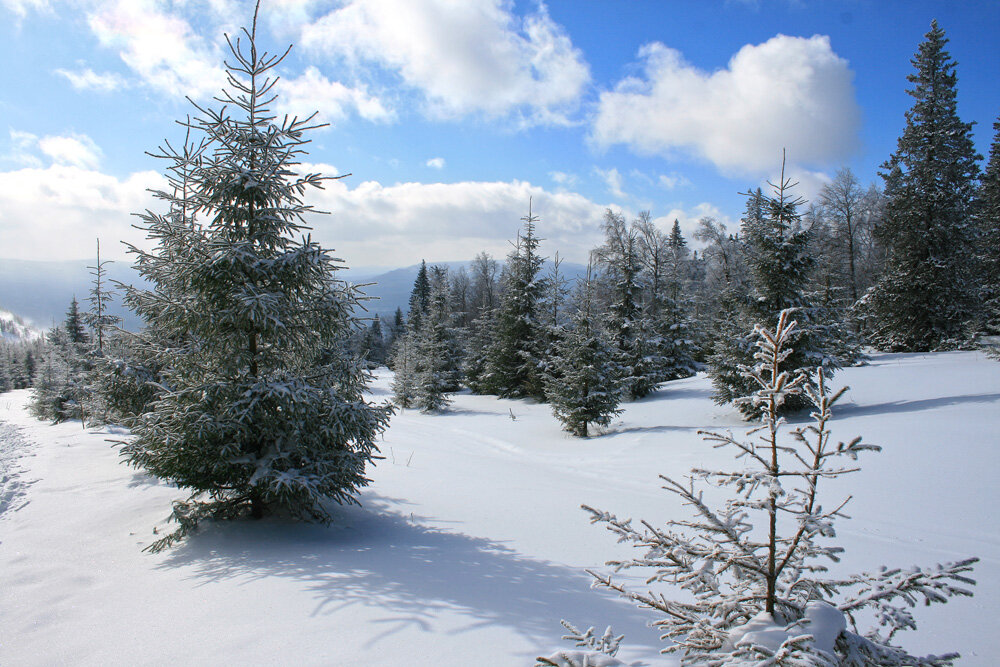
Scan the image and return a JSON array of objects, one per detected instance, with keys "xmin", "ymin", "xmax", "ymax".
[
  {"xmin": 155, "ymin": 493, "xmax": 660, "ymax": 654},
  {"xmin": 835, "ymin": 392, "xmax": 1000, "ymax": 418}
]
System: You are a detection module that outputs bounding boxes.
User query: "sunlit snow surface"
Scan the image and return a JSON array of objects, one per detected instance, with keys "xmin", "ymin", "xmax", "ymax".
[{"xmin": 0, "ymin": 351, "xmax": 997, "ymax": 665}]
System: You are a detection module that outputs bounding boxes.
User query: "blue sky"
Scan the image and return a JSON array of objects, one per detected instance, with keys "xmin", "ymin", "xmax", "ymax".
[{"xmin": 2, "ymin": 0, "xmax": 998, "ymax": 270}]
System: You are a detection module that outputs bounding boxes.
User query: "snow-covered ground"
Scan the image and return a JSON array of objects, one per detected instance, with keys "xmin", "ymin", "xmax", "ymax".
[{"xmin": 1, "ymin": 351, "xmax": 997, "ymax": 666}]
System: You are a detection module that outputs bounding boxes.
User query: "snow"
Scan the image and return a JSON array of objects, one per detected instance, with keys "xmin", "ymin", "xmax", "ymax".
[{"xmin": 1, "ymin": 350, "xmax": 998, "ymax": 665}]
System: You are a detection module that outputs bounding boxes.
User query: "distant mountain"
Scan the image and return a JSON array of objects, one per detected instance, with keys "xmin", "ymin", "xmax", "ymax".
[
  {"xmin": 0, "ymin": 257, "xmax": 589, "ymax": 330},
  {"xmin": 0, "ymin": 259, "xmax": 144, "ymax": 331},
  {"xmin": 0, "ymin": 308, "xmax": 43, "ymax": 343}
]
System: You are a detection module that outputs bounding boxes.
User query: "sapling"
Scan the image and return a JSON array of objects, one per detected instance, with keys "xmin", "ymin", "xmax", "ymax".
[{"xmin": 578, "ymin": 310, "xmax": 976, "ymax": 665}]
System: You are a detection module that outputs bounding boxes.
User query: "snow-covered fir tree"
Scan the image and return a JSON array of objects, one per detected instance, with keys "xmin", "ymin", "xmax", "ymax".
[
  {"xmin": 118, "ymin": 5, "xmax": 393, "ymax": 550},
  {"xmin": 545, "ymin": 266, "xmax": 621, "ymax": 437},
  {"xmin": 409, "ymin": 266, "xmax": 463, "ymax": 412},
  {"xmin": 462, "ymin": 252, "xmax": 500, "ymax": 392},
  {"xmin": 389, "ymin": 332, "xmax": 418, "ymax": 409},
  {"xmin": 30, "ymin": 298, "xmax": 92, "ymax": 423},
  {"xmin": 708, "ymin": 160, "xmax": 849, "ymax": 418},
  {"xmin": 978, "ymin": 114, "xmax": 1000, "ymax": 335},
  {"xmin": 481, "ymin": 200, "xmax": 548, "ymax": 399},
  {"xmin": 593, "ymin": 209, "xmax": 658, "ymax": 401},
  {"xmin": 407, "ymin": 259, "xmax": 431, "ymax": 332},
  {"xmin": 83, "ymin": 239, "xmax": 124, "ymax": 424},
  {"xmin": 582, "ymin": 311, "xmax": 977, "ymax": 664},
  {"xmin": 862, "ymin": 21, "xmax": 982, "ymax": 351}
]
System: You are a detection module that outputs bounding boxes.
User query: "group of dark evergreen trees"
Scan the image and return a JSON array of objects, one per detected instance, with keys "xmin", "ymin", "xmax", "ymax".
[{"xmin": 386, "ymin": 203, "xmax": 700, "ymax": 435}]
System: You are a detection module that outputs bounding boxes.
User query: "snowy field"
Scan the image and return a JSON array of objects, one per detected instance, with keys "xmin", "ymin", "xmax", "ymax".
[{"xmin": 1, "ymin": 351, "xmax": 998, "ymax": 666}]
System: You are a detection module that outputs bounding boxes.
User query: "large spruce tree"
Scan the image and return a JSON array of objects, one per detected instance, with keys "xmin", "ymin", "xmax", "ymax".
[
  {"xmin": 120, "ymin": 5, "xmax": 392, "ymax": 550},
  {"xmin": 863, "ymin": 20, "xmax": 981, "ymax": 350},
  {"xmin": 979, "ymin": 114, "xmax": 1000, "ymax": 334}
]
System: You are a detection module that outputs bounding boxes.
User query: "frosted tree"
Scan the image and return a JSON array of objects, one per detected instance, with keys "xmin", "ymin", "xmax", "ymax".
[
  {"xmin": 545, "ymin": 266, "xmax": 621, "ymax": 437},
  {"xmin": 31, "ymin": 298, "xmax": 92, "ymax": 423},
  {"xmin": 482, "ymin": 200, "xmax": 548, "ymax": 399},
  {"xmin": 978, "ymin": 114, "xmax": 1000, "ymax": 335},
  {"xmin": 119, "ymin": 5, "xmax": 393, "ymax": 551},
  {"xmin": 407, "ymin": 260, "xmax": 431, "ymax": 332},
  {"xmin": 593, "ymin": 209, "xmax": 658, "ymax": 400},
  {"xmin": 390, "ymin": 333, "xmax": 417, "ymax": 409},
  {"xmin": 410, "ymin": 266, "xmax": 462, "ymax": 412},
  {"xmin": 862, "ymin": 21, "xmax": 981, "ymax": 351},
  {"xmin": 582, "ymin": 311, "xmax": 977, "ymax": 664},
  {"xmin": 83, "ymin": 238, "xmax": 124, "ymax": 424},
  {"xmin": 85, "ymin": 239, "xmax": 121, "ymax": 356},
  {"xmin": 708, "ymin": 160, "xmax": 851, "ymax": 419}
]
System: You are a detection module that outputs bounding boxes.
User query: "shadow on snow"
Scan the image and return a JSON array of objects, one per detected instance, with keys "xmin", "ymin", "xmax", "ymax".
[{"xmin": 155, "ymin": 493, "xmax": 660, "ymax": 655}]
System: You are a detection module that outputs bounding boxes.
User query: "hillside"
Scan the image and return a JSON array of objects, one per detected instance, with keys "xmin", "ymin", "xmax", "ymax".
[{"xmin": 1, "ymin": 351, "xmax": 997, "ymax": 665}]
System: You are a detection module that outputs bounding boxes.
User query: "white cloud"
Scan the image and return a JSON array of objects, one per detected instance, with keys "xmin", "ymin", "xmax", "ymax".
[
  {"xmin": 591, "ymin": 34, "xmax": 860, "ymax": 174},
  {"xmin": 6, "ymin": 130, "xmax": 102, "ymax": 169},
  {"xmin": 38, "ymin": 133, "xmax": 103, "ymax": 169},
  {"xmin": 295, "ymin": 170, "xmax": 609, "ymax": 266},
  {"xmin": 1, "ymin": 0, "xmax": 50, "ymax": 18},
  {"xmin": 54, "ymin": 66, "xmax": 128, "ymax": 93},
  {"xmin": 658, "ymin": 172, "xmax": 692, "ymax": 190},
  {"xmin": 87, "ymin": 0, "xmax": 226, "ymax": 100},
  {"xmin": 549, "ymin": 171, "xmax": 578, "ymax": 188},
  {"xmin": 277, "ymin": 66, "xmax": 393, "ymax": 124},
  {"xmin": 6, "ymin": 129, "xmax": 42, "ymax": 167},
  {"xmin": 300, "ymin": 0, "xmax": 590, "ymax": 124},
  {"xmin": 425, "ymin": 157, "xmax": 445, "ymax": 169},
  {"xmin": 0, "ymin": 164, "xmax": 163, "ymax": 261},
  {"xmin": 594, "ymin": 166, "xmax": 626, "ymax": 199}
]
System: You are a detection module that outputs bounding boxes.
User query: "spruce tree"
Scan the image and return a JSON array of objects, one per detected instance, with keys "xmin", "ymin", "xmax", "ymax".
[
  {"xmin": 119, "ymin": 5, "xmax": 393, "ymax": 550},
  {"xmin": 483, "ymin": 200, "xmax": 548, "ymax": 399},
  {"xmin": 978, "ymin": 114, "xmax": 1000, "ymax": 334},
  {"xmin": 593, "ymin": 210, "xmax": 661, "ymax": 400},
  {"xmin": 407, "ymin": 260, "xmax": 431, "ymax": 332},
  {"xmin": 708, "ymin": 162, "xmax": 847, "ymax": 418},
  {"xmin": 546, "ymin": 267, "xmax": 621, "ymax": 437},
  {"xmin": 863, "ymin": 20, "xmax": 981, "ymax": 350}
]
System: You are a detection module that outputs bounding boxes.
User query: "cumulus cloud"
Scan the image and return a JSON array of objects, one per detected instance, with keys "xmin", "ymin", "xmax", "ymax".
[
  {"xmin": 54, "ymin": 66, "xmax": 128, "ymax": 93},
  {"xmin": 277, "ymin": 66, "xmax": 393, "ymax": 124},
  {"xmin": 300, "ymin": 0, "xmax": 590, "ymax": 124},
  {"xmin": 87, "ymin": 0, "xmax": 226, "ymax": 100},
  {"xmin": 425, "ymin": 157, "xmax": 445, "ymax": 169},
  {"xmin": 591, "ymin": 34, "xmax": 861, "ymax": 174},
  {"xmin": 0, "ymin": 164, "xmax": 163, "ymax": 261}
]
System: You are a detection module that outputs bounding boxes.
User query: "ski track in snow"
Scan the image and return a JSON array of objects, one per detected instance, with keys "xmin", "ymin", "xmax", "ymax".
[{"xmin": 0, "ymin": 418, "xmax": 34, "ymax": 519}]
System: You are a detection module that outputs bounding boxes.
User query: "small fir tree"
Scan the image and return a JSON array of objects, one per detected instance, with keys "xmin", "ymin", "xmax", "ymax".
[
  {"xmin": 119, "ymin": 5, "xmax": 393, "ymax": 550},
  {"xmin": 708, "ymin": 159, "xmax": 848, "ymax": 418},
  {"xmin": 545, "ymin": 267, "xmax": 622, "ymax": 437},
  {"xmin": 583, "ymin": 311, "xmax": 977, "ymax": 664},
  {"xmin": 483, "ymin": 200, "xmax": 548, "ymax": 399}
]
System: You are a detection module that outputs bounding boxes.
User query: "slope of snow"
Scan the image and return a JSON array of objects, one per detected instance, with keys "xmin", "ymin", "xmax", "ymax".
[
  {"xmin": 0, "ymin": 351, "xmax": 997, "ymax": 665},
  {"xmin": 0, "ymin": 308, "xmax": 42, "ymax": 342}
]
